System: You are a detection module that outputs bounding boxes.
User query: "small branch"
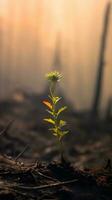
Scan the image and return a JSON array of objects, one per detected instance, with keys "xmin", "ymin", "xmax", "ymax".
[
  {"xmin": 29, "ymin": 160, "xmax": 58, "ymax": 182},
  {"xmin": 14, "ymin": 144, "xmax": 29, "ymax": 161},
  {"xmin": 14, "ymin": 179, "xmax": 78, "ymax": 190},
  {"xmin": 0, "ymin": 120, "xmax": 14, "ymax": 137},
  {"xmin": 37, "ymin": 171, "xmax": 58, "ymax": 181}
]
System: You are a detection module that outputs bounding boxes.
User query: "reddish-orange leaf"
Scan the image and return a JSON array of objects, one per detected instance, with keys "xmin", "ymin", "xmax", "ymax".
[{"xmin": 43, "ymin": 100, "xmax": 52, "ymax": 110}]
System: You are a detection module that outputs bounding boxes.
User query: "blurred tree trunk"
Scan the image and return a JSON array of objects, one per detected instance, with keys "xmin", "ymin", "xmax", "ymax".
[
  {"xmin": 91, "ymin": 2, "xmax": 111, "ymax": 118},
  {"xmin": 106, "ymin": 98, "xmax": 112, "ymax": 121}
]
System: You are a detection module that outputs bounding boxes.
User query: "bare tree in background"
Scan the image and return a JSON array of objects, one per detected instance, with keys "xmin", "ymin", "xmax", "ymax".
[{"xmin": 91, "ymin": 2, "xmax": 111, "ymax": 118}]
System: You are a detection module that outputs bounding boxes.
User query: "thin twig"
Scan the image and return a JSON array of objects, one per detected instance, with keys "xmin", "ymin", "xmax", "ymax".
[
  {"xmin": 15, "ymin": 144, "xmax": 29, "ymax": 161},
  {"xmin": 31, "ymin": 160, "xmax": 59, "ymax": 181},
  {"xmin": 37, "ymin": 171, "xmax": 58, "ymax": 181},
  {"xmin": 0, "ymin": 120, "xmax": 14, "ymax": 137},
  {"xmin": 14, "ymin": 179, "xmax": 78, "ymax": 190}
]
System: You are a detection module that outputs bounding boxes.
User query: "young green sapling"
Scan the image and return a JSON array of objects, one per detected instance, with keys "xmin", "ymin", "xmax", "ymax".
[{"xmin": 43, "ymin": 71, "xmax": 69, "ymax": 161}]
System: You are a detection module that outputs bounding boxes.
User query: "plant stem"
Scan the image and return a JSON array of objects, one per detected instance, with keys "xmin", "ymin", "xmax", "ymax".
[
  {"xmin": 58, "ymin": 139, "xmax": 64, "ymax": 162},
  {"xmin": 49, "ymin": 82, "xmax": 64, "ymax": 161}
]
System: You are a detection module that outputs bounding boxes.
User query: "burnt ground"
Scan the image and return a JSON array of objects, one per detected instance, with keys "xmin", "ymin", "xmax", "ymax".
[
  {"xmin": 0, "ymin": 90, "xmax": 112, "ymax": 199},
  {"xmin": 0, "ymin": 155, "xmax": 112, "ymax": 200}
]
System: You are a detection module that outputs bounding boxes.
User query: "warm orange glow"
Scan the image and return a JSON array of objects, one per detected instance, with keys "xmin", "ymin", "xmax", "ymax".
[{"xmin": 0, "ymin": 0, "xmax": 111, "ymax": 112}]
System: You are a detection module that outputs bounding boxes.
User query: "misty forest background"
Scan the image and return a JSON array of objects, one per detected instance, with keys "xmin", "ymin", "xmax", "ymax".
[{"xmin": 0, "ymin": 0, "xmax": 112, "ymax": 168}]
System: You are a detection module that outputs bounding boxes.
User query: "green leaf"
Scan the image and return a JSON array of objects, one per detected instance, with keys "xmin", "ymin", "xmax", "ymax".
[
  {"xmin": 59, "ymin": 120, "xmax": 67, "ymax": 127},
  {"xmin": 49, "ymin": 128, "xmax": 58, "ymax": 136},
  {"xmin": 57, "ymin": 106, "xmax": 67, "ymax": 116},
  {"xmin": 44, "ymin": 118, "xmax": 55, "ymax": 125},
  {"xmin": 49, "ymin": 127, "xmax": 57, "ymax": 132},
  {"xmin": 57, "ymin": 130, "xmax": 65, "ymax": 140},
  {"xmin": 62, "ymin": 131, "xmax": 69, "ymax": 136},
  {"xmin": 53, "ymin": 96, "xmax": 62, "ymax": 104},
  {"xmin": 48, "ymin": 95, "xmax": 52, "ymax": 100},
  {"xmin": 58, "ymin": 130, "xmax": 69, "ymax": 140},
  {"xmin": 46, "ymin": 109, "xmax": 54, "ymax": 116},
  {"xmin": 53, "ymin": 132, "xmax": 58, "ymax": 137}
]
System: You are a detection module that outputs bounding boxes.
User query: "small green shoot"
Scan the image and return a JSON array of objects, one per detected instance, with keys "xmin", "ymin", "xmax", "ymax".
[{"xmin": 43, "ymin": 71, "xmax": 69, "ymax": 160}]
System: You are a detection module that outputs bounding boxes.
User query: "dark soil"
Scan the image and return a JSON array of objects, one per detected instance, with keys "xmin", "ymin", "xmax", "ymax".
[
  {"xmin": 0, "ymin": 91, "xmax": 112, "ymax": 199},
  {"xmin": 0, "ymin": 154, "xmax": 112, "ymax": 200}
]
